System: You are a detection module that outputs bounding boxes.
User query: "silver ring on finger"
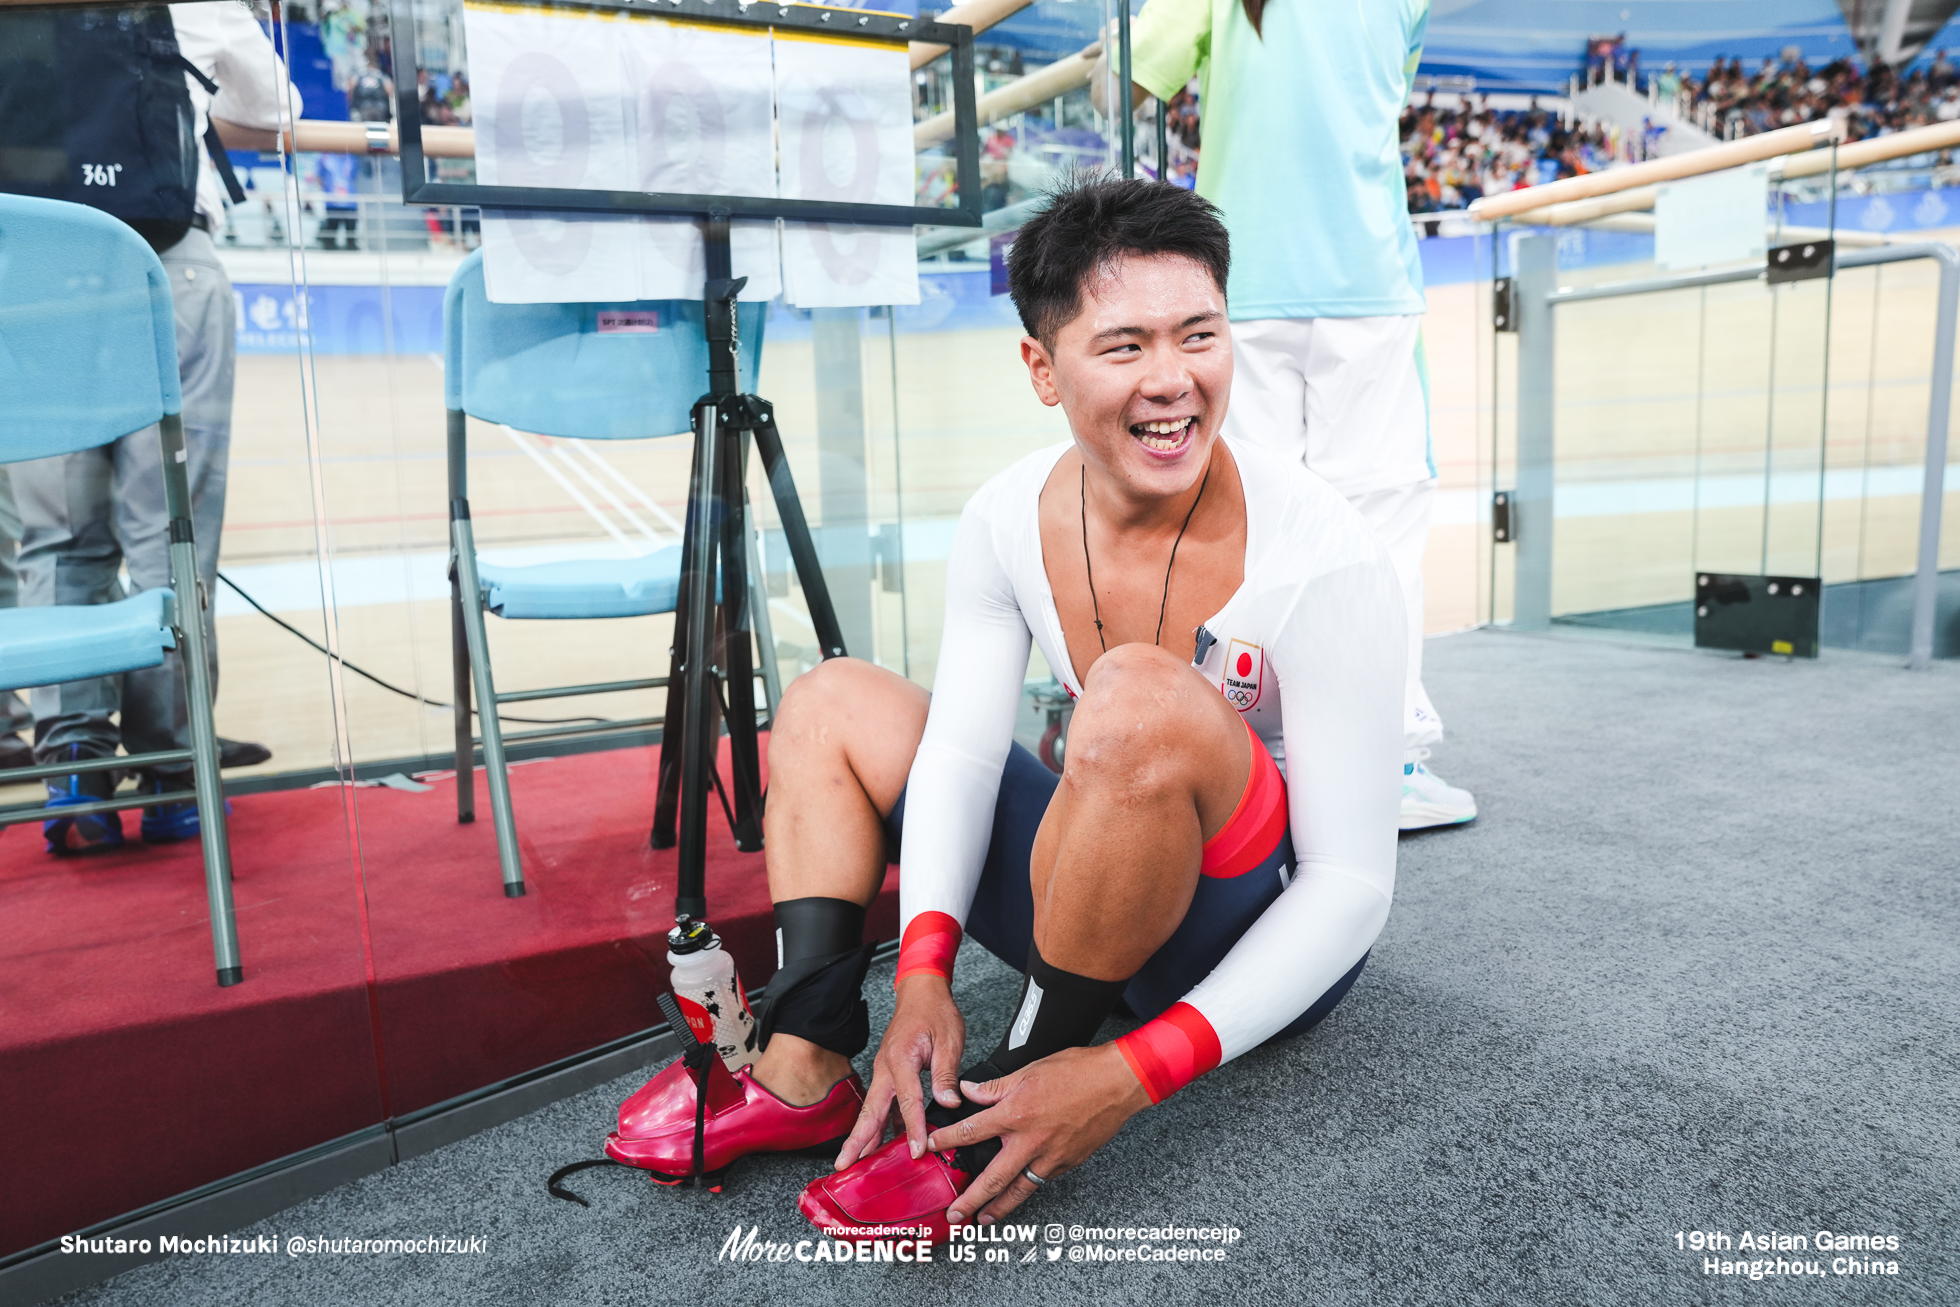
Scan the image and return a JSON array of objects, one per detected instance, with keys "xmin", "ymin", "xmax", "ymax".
[{"xmin": 1022, "ymin": 1166, "xmax": 1047, "ymax": 1188}]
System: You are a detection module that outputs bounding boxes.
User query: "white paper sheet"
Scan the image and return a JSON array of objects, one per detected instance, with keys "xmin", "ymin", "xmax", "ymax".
[
  {"xmin": 1655, "ymin": 163, "xmax": 1769, "ymax": 272},
  {"xmin": 623, "ymin": 18, "xmax": 780, "ymax": 300},
  {"xmin": 775, "ymin": 33, "xmax": 919, "ymax": 307},
  {"xmin": 468, "ymin": 3, "xmax": 780, "ymax": 302}
]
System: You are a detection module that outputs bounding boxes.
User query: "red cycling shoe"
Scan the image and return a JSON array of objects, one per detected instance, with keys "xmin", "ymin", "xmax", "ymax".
[
  {"xmin": 797, "ymin": 1135, "xmax": 978, "ymax": 1243},
  {"xmin": 604, "ymin": 1053, "xmax": 864, "ymax": 1185}
]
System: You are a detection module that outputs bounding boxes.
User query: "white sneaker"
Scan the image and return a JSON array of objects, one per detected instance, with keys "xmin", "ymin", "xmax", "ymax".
[{"xmin": 1400, "ymin": 753, "xmax": 1476, "ymax": 831}]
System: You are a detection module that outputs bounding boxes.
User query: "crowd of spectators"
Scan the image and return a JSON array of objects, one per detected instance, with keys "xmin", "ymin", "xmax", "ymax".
[
  {"xmin": 417, "ymin": 69, "xmax": 472, "ymax": 126},
  {"xmin": 1396, "ymin": 49, "xmax": 1960, "ymax": 214},
  {"xmin": 1663, "ymin": 51, "xmax": 1960, "ymax": 143},
  {"xmin": 1401, "ymin": 100, "xmax": 1638, "ymax": 213}
]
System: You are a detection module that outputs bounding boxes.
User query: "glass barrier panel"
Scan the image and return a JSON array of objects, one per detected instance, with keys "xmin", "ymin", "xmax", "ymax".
[
  {"xmin": 1419, "ymin": 224, "xmax": 1498, "ymax": 635},
  {"xmin": 0, "ymin": 0, "xmax": 384, "ymax": 1261}
]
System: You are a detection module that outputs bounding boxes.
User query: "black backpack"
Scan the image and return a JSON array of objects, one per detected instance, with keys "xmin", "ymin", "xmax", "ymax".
[{"xmin": 0, "ymin": 4, "xmax": 245, "ymax": 250}]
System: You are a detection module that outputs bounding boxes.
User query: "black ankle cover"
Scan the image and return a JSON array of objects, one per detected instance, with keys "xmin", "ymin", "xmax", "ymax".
[
  {"xmin": 987, "ymin": 943, "xmax": 1129, "ymax": 1076},
  {"xmin": 756, "ymin": 898, "xmax": 873, "ymax": 1057},
  {"xmin": 928, "ymin": 1068, "xmax": 1006, "ymax": 1175}
]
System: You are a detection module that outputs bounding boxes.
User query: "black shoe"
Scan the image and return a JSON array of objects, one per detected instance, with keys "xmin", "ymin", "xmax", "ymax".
[{"xmin": 218, "ymin": 737, "xmax": 272, "ymax": 768}]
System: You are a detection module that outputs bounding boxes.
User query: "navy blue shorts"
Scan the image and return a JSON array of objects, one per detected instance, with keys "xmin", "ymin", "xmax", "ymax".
[{"xmin": 886, "ymin": 729, "xmax": 1366, "ymax": 1042}]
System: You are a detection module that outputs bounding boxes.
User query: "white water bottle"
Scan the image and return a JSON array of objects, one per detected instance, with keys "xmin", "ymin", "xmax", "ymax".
[{"xmin": 667, "ymin": 919, "xmax": 758, "ymax": 1072}]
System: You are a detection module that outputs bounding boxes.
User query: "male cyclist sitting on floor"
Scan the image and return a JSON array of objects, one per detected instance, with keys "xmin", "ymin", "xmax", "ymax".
[{"xmin": 606, "ymin": 176, "xmax": 1405, "ymax": 1235}]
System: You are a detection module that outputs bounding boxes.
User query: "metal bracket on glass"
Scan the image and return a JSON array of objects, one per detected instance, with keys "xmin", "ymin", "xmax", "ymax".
[
  {"xmin": 1492, "ymin": 491, "xmax": 1515, "ymax": 544},
  {"xmin": 1493, "ymin": 277, "xmax": 1516, "ymax": 331},
  {"xmin": 389, "ymin": 0, "xmax": 984, "ymax": 231},
  {"xmin": 1767, "ymin": 239, "xmax": 1833, "ymax": 284}
]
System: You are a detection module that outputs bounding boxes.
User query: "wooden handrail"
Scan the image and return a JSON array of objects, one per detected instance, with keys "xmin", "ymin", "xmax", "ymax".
[
  {"xmin": 914, "ymin": 40, "xmax": 1099, "ymax": 148},
  {"xmin": 219, "ymin": 120, "xmax": 478, "ymax": 159},
  {"xmin": 909, "ymin": 0, "xmax": 1032, "ymax": 68},
  {"xmin": 1471, "ymin": 119, "xmax": 1844, "ymax": 222},
  {"xmin": 1501, "ymin": 117, "xmax": 1960, "ymax": 226}
]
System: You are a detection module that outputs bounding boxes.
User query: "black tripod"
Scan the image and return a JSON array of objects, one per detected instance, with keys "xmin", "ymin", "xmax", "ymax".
[{"xmin": 651, "ymin": 217, "xmax": 847, "ymax": 931}]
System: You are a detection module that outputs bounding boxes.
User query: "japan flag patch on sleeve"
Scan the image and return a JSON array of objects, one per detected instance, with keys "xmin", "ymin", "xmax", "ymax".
[{"xmin": 1221, "ymin": 638, "xmax": 1263, "ymax": 712}]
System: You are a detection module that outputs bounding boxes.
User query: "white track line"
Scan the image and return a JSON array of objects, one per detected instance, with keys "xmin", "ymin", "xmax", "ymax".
[
  {"xmin": 577, "ymin": 442, "xmax": 688, "ymax": 537},
  {"xmin": 500, "ymin": 426, "xmax": 639, "ymax": 553},
  {"xmin": 541, "ymin": 436, "xmax": 669, "ymax": 548}
]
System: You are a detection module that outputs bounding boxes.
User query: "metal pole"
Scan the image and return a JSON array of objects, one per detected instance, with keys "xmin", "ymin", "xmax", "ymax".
[
  {"xmin": 1155, "ymin": 96, "xmax": 1169, "ymax": 181},
  {"xmin": 160, "ymin": 413, "xmax": 243, "ymax": 986},
  {"xmin": 447, "ymin": 408, "xmax": 474, "ymax": 823},
  {"xmin": 1117, "ymin": 0, "xmax": 1134, "ymax": 178},
  {"xmin": 450, "ymin": 505, "xmax": 524, "ymax": 895},
  {"xmin": 1512, "ymin": 234, "xmax": 1558, "ymax": 630},
  {"xmin": 1908, "ymin": 245, "xmax": 1957, "ymax": 669},
  {"xmin": 674, "ymin": 400, "xmax": 720, "ymax": 922}
]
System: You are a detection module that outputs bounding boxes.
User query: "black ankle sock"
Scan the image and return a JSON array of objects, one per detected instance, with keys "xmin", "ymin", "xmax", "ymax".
[
  {"xmin": 757, "ymin": 897, "xmax": 873, "ymax": 1057},
  {"xmin": 983, "ymin": 942, "xmax": 1130, "ymax": 1077}
]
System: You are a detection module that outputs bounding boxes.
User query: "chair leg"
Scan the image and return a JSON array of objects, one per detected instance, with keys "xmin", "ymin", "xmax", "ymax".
[
  {"xmin": 449, "ymin": 553, "xmax": 475, "ymax": 824},
  {"xmin": 161, "ymin": 415, "xmax": 243, "ymax": 986},
  {"xmin": 451, "ymin": 508, "xmax": 525, "ymax": 897}
]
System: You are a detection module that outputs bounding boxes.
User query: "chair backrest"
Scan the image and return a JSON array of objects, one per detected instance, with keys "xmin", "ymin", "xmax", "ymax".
[
  {"xmin": 0, "ymin": 194, "xmax": 180, "ymax": 464},
  {"xmin": 443, "ymin": 250, "xmax": 767, "ymax": 440}
]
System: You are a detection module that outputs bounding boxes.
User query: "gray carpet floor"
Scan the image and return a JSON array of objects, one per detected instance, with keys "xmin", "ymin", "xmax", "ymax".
[{"xmin": 58, "ymin": 630, "xmax": 1959, "ymax": 1306}]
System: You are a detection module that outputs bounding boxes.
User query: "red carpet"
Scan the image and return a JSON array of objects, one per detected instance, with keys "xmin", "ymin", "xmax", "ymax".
[{"xmin": 0, "ymin": 735, "xmax": 899, "ymax": 1258}]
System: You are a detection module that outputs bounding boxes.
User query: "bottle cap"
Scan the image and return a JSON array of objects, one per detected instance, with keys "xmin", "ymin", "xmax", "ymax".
[{"xmin": 667, "ymin": 915, "xmax": 720, "ymax": 954}]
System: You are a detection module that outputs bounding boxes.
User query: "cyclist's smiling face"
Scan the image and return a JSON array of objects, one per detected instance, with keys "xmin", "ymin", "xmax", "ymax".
[{"xmin": 1021, "ymin": 251, "xmax": 1231, "ymax": 504}]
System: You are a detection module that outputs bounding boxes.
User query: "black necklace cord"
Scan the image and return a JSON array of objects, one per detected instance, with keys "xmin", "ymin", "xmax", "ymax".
[
  {"xmin": 1081, "ymin": 463, "xmax": 1107, "ymax": 652},
  {"xmin": 1080, "ymin": 454, "xmax": 1214, "ymax": 655},
  {"xmin": 1156, "ymin": 460, "xmax": 1212, "ymax": 646}
]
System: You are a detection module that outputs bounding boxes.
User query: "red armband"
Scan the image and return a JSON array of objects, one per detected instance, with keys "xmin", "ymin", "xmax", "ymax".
[
  {"xmin": 1114, "ymin": 1002, "xmax": 1222, "ymax": 1104},
  {"xmin": 894, "ymin": 911, "xmax": 962, "ymax": 985}
]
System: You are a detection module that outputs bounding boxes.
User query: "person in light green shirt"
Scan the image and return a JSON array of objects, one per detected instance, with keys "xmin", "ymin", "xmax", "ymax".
[
  {"xmin": 1120, "ymin": 0, "xmax": 1428, "ymax": 317},
  {"xmin": 1101, "ymin": 0, "xmax": 1477, "ymax": 830}
]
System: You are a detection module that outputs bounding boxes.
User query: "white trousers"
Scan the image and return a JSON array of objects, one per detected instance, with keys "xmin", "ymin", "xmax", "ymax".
[{"xmin": 1222, "ymin": 314, "xmax": 1442, "ymax": 759}]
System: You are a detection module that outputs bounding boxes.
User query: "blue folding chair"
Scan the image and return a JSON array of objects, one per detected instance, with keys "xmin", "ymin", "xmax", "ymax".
[
  {"xmin": 443, "ymin": 250, "xmax": 776, "ymax": 896},
  {"xmin": 0, "ymin": 195, "xmax": 241, "ymax": 986}
]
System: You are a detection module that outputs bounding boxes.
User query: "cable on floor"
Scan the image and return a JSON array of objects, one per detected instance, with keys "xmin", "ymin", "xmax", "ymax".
[{"xmin": 215, "ymin": 571, "xmax": 613, "ymax": 727}]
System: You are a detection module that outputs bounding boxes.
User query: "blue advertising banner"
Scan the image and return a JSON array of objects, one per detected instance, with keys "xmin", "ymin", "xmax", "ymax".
[{"xmin": 233, "ymin": 283, "xmax": 446, "ymax": 355}]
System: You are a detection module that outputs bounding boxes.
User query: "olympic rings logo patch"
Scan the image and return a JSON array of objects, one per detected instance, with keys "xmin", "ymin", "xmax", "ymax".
[{"xmin": 1220, "ymin": 639, "xmax": 1263, "ymax": 712}]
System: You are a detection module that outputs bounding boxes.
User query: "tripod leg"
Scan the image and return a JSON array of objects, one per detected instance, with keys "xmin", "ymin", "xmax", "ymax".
[
  {"xmin": 651, "ymin": 403, "xmax": 710, "ymax": 851},
  {"xmin": 672, "ymin": 402, "xmax": 724, "ymax": 923},
  {"xmin": 649, "ymin": 601, "xmax": 687, "ymax": 850},
  {"xmin": 717, "ymin": 414, "xmax": 763, "ymax": 852},
  {"xmin": 749, "ymin": 399, "xmax": 848, "ymax": 660}
]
